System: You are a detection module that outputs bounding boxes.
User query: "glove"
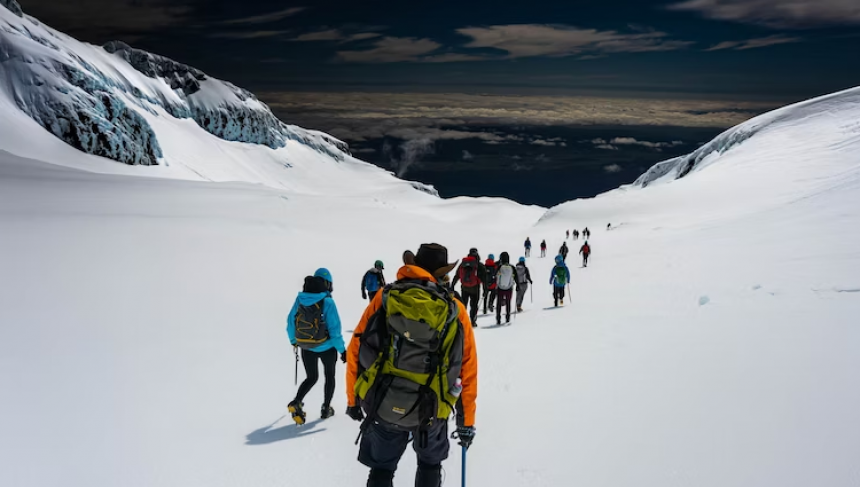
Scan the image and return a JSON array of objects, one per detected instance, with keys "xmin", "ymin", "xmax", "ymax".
[
  {"xmin": 340, "ymin": 351, "xmax": 347, "ymax": 363},
  {"xmin": 362, "ymin": 291, "xmax": 367, "ymax": 300},
  {"xmin": 452, "ymin": 425, "xmax": 476, "ymax": 449},
  {"xmin": 346, "ymin": 405, "xmax": 365, "ymax": 422}
]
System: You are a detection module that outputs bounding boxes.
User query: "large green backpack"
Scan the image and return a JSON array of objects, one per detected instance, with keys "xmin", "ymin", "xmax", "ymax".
[
  {"xmin": 354, "ymin": 279, "xmax": 464, "ymax": 432},
  {"xmin": 554, "ymin": 265, "xmax": 567, "ymax": 286}
]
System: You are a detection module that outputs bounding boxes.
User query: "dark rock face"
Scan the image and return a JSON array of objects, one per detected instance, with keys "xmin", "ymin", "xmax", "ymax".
[
  {"xmin": 104, "ymin": 41, "xmax": 205, "ymax": 96},
  {"xmin": 1, "ymin": 0, "xmax": 23, "ymax": 17}
]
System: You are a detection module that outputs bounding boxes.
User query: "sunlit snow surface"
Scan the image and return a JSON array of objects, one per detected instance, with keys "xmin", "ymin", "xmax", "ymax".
[{"xmin": 2, "ymin": 1, "xmax": 860, "ymax": 484}]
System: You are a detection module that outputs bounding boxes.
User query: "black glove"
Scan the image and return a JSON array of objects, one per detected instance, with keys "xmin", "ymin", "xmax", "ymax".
[
  {"xmin": 362, "ymin": 291, "xmax": 367, "ymax": 300},
  {"xmin": 452, "ymin": 426, "xmax": 476, "ymax": 449},
  {"xmin": 346, "ymin": 405, "xmax": 364, "ymax": 422},
  {"xmin": 340, "ymin": 351, "xmax": 347, "ymax": 363}
]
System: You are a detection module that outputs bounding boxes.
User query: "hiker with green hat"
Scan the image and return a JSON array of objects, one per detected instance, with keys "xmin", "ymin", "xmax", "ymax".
[{"xmin": 361, "ymin": 260, "xmax": 387, "ymax": 300}]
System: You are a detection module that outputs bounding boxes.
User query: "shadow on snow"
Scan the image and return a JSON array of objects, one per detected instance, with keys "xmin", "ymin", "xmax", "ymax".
[{"xmin": 245, "ymin": 417, "xmax": 326, "ymax": 445}]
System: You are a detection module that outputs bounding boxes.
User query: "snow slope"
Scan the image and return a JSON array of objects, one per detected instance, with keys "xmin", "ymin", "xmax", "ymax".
[{"xmin": 2, "ymin": 82, "xmax": 860, "ymax": 487}]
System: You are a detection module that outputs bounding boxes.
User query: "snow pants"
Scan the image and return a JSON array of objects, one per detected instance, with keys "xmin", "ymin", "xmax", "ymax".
[
  {"xmin": 360, "ymin": 420, "xmax": 449, "ymax": 487},
  {"xmin": 541, "ymin": 248, "xmax": 546, "ymax": 257},
  {"xmin": 516, "ymin": 283, "xmax": 529, "ymax": 308},
  {"xmin": 460, "ymin": 285, "xmax": 480, "ymax": 326},
  {"xmin": 294, "ymin": 348, "xmax": 337, "ymax": 407},
  {"xmin": 582, "ymin": 253, "xmax": 590, "ymax": 267},
  {"xmin": 496, "ymin": 289, "xmax": 513, "ymax": 323},
  {"xmin": 553, "ymin": 285, "xmax": 566, "ymax": 306},
  {"xmin": 525, "ymin": 247, "xmax": 531, "ymax": 257}
]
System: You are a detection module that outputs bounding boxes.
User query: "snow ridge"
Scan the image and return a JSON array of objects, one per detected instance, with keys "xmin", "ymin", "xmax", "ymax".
[
  {"xmin": 634, "ymin": 86, "xmax": 860, "ymax": 188},
  {"xmin": 0, "ymin": 4, "xmax": 350, "ymax": 166}
]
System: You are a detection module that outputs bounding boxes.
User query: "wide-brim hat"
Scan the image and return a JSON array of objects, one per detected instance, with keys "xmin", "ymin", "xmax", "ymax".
[{"xmin": 413, "ymin": 243, "xmax": 458, "ymax": 279}]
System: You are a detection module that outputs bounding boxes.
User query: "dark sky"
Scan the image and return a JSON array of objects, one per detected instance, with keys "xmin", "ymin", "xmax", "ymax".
[{"xmin": 17, "ymin": 0, "xmax": 860, "ymax": 100}]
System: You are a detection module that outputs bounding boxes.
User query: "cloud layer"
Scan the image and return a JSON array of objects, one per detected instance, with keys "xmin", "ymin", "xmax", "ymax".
[
  {"xmin": 706, "ymin": 35, "xmax": 801, "ymax": 50},
  {"xmin": 668, "ymin": 0, "xmax": 860, "ymax": 28},
  {"xmin": 457, "ymin": 24, "xmax": 694, "ymax": 59}
]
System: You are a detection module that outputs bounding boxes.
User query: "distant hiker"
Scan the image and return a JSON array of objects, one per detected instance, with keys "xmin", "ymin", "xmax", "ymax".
[
  {"xmin": 607, "ymin": 223, "xmax": 611, "ymax": 230},
  {"xmin": 550, "ymin": 255, "xmax": 571, "ymax": 307},
  {"xmin": 361, "ymin": 260, "xmax": 386, "ymax": 300},
  {"xmin": 580, "ymin": 241, "xmax": 592, "ymax": 267},
  {"xmin": 286, "ymin": 268, "xmax": 346, "ymax": 424},
  {"xmin": 573, "ymin": 229, "xmax": 579, "ymax": 240},
  {"xmin": 452, "ymin": 248, "xmax": 486, "ymax": 326},
  {"xmin": 524, "ymin": 237, "xmax": 532, "ymax": 257},
  {"xmin": 566, "ymin": 230, "xmax": 570, "ymax": 240},
  {"xmin": 514, "ymin": 256, "xmax": 533, "ymax": 312},
  {"xmin": 559, "ymin": 241, "xmax": 569, "ymax": 262},
  {"xmin": 540, "ymin": 240, "xmax": 547, "ymax": 258},
  {"xmin": 495, "ymin": 252, "xmax": 517, "ymax": 325},
  {"xmin": 345, "ymin": 243, "xmax": 478, "ymax": 487},
  {"xmin": 583, "ymin": 227, "xmax": 591, "ymax": 239},
  {"xmin": 483, "ymin": 254, "xmax": 499, "ymax": 313}
]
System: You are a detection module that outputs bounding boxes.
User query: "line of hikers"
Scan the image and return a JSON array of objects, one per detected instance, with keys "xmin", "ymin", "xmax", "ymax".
[{"xmin": 282, "ymin": 240, "xmax": 593, "ymax": 487}]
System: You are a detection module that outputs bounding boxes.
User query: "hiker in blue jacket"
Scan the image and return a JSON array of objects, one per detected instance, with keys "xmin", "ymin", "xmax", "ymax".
[
  {"xmin": 361, "ymin": 260, "xmax": 386, "ymax": 300},
  {"xmin": 286, "ymin": 268, "xmax": 346, "ymax": 424},
  {"xmin": 549, "ymin": 255, "xmax": 571, "ymax": 307}
]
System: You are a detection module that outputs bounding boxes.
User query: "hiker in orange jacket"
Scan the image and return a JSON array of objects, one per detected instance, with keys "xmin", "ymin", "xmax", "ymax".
[{"xmin": 345, "ymin": 244, "xmax": 479, "ymax": 487}]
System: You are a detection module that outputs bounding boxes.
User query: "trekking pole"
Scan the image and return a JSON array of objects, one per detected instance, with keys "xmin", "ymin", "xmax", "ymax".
[
  {"xmin": 530, "ymin": 285, "xmax": 533, "ymax": 304},
  {"xmin": 293, "ymin": 346, "xmax": 299, "ymax": 386},
  {"xmin": 461, "ymin": 445, "xmax": 467, "ymax": 487},
  {"xmin": 567, "ymin": 283, "xmax": 572, "ymax": 303}
]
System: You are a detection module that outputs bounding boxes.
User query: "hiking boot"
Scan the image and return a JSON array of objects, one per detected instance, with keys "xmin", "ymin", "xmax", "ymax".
[
  {"xmin": 517, "ymin": 306, "xmax": 523, "ymax": 313},
  {"xmin": 560, "ymin": 298, "xmax": 564, "ymax": 305},
  {"xmin": 288, "ymin": 401, "xmax": 306, "ymax": 425},
  {"xmin": 506, "ymin": 314, "xmax": 510, "ymax": 323},
  {"xmin": 321, "ymin": 404, "xmax": 335, "ymax": 419}
]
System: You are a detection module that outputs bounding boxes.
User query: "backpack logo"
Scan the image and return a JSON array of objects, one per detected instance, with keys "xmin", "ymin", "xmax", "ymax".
[
  {"xmin": 295, "ymin": 301, "xmax": 329, "ymax": 349},
  {"xmin": 354, "ymin": 280, "xmax": 464, "ymax": 432}
]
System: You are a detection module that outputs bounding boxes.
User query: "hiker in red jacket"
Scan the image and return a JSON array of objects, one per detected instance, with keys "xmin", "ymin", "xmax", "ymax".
[{"xmin": 580, "ymin": 241, "xmax": 591, "ymax": 267}]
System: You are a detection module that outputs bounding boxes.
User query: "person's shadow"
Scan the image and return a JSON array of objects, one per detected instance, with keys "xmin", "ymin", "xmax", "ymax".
[{"xmin": 245, "ymin": 417, "xmax": 326, "ymax": 445}]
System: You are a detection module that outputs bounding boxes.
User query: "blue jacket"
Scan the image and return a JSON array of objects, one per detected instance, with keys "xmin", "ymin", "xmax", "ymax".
[
  {"xmin": 286, "ymin": 292, "xmax": 346, "ymax": 353},
  {"xmin": 550, "ymin": 265, "xmax": 571, "ymax": 288}
]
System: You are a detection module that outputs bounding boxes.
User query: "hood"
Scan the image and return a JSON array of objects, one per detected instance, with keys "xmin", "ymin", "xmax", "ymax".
[
  {"xmin": 397, "ymin": 265, "xmax": 438, "ymax": 283},
  {"xmin": 297, "ymin": 292, "xmax": 329, "ymax": 305}
]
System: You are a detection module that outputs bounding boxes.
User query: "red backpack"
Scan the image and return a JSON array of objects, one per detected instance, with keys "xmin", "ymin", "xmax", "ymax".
[{"xmin": 459, "ymin": 256, "xmax": 480, "ymax": 287}]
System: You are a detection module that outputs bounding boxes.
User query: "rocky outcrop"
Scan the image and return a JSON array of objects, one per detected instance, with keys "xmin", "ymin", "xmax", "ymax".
[{"xmin": 1, "ymin": 0, "xmax": 22, "ymax": 17}]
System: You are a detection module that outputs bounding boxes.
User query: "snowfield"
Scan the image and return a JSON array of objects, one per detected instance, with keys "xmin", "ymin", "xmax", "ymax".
[{"xmin": 2, "ymin": 1, "xmax": 860, "ymax": 485}]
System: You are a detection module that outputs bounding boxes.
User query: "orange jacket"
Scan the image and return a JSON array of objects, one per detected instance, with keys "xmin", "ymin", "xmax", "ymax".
[{"xmin": 346, "ymin": 265, "xmax": 479, "ymax": 426}]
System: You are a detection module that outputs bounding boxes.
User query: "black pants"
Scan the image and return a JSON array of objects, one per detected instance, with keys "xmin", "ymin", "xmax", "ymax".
[
  {"xmin": 294, "ymin": 348, "xmax": 337, "ymax": 407},
  {"xmin": 483, "ymin": 287, "xmax": 497, "ymax": 313},
  {"xmin": 461, "ymin": 286, "xmax": 480, "ymax": 325},
  {"xmin": 582, "ymin": 253, "xmax": 589, "ymax": 266},
  {"xmin": 496, "ymin": 289, "xmax": 513, "ymax": 323},
  {"xmin": 553, "ymin": 286, "xmax": 566, "ymax": 306},
  {"xmin": 360, "ymin": 421, "xmax": 449, "ymax": 487},
  {"xmin": 368, "ymin": 290, "xmax": 379, "ymax": 300}
]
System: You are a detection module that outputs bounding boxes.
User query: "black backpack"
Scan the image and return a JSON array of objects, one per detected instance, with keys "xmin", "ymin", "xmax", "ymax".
[{"xmin": 294, "ymin": 276, "xmax": 330, "ymax": 349}]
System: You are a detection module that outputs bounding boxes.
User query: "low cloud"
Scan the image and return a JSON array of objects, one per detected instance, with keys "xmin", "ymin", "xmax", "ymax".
[
  {"xmin": 462, "ymin": 150, "xmax": 474, "ymax": 160},
  {"xmin": 667, "ymin": 0, "xmax": 860, "ymax": 28},
  {"xmin": 706, "ymin": 35, "xmax": 801, "ymax": 51},
  {"xmin": 336, "ymin": 37, "xmax": 441, "ymax": 63},
  {"xmin": 457, "ymin": 24, "xmax": 694, "ymax": 59},
  {"xmin": 289, "ymin": 29, "xmax": 383, "ymax": 43},
  {"xmin": 585, "ymin": 137, "xmax": 683, "ymax": 151},
  {"xmin": 604, "ymin": 164, "xmax": 624, "ymax": 173},
  {"xmin": 219, "ymin": 7, "xmax": 306, "ymax": 25}
]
